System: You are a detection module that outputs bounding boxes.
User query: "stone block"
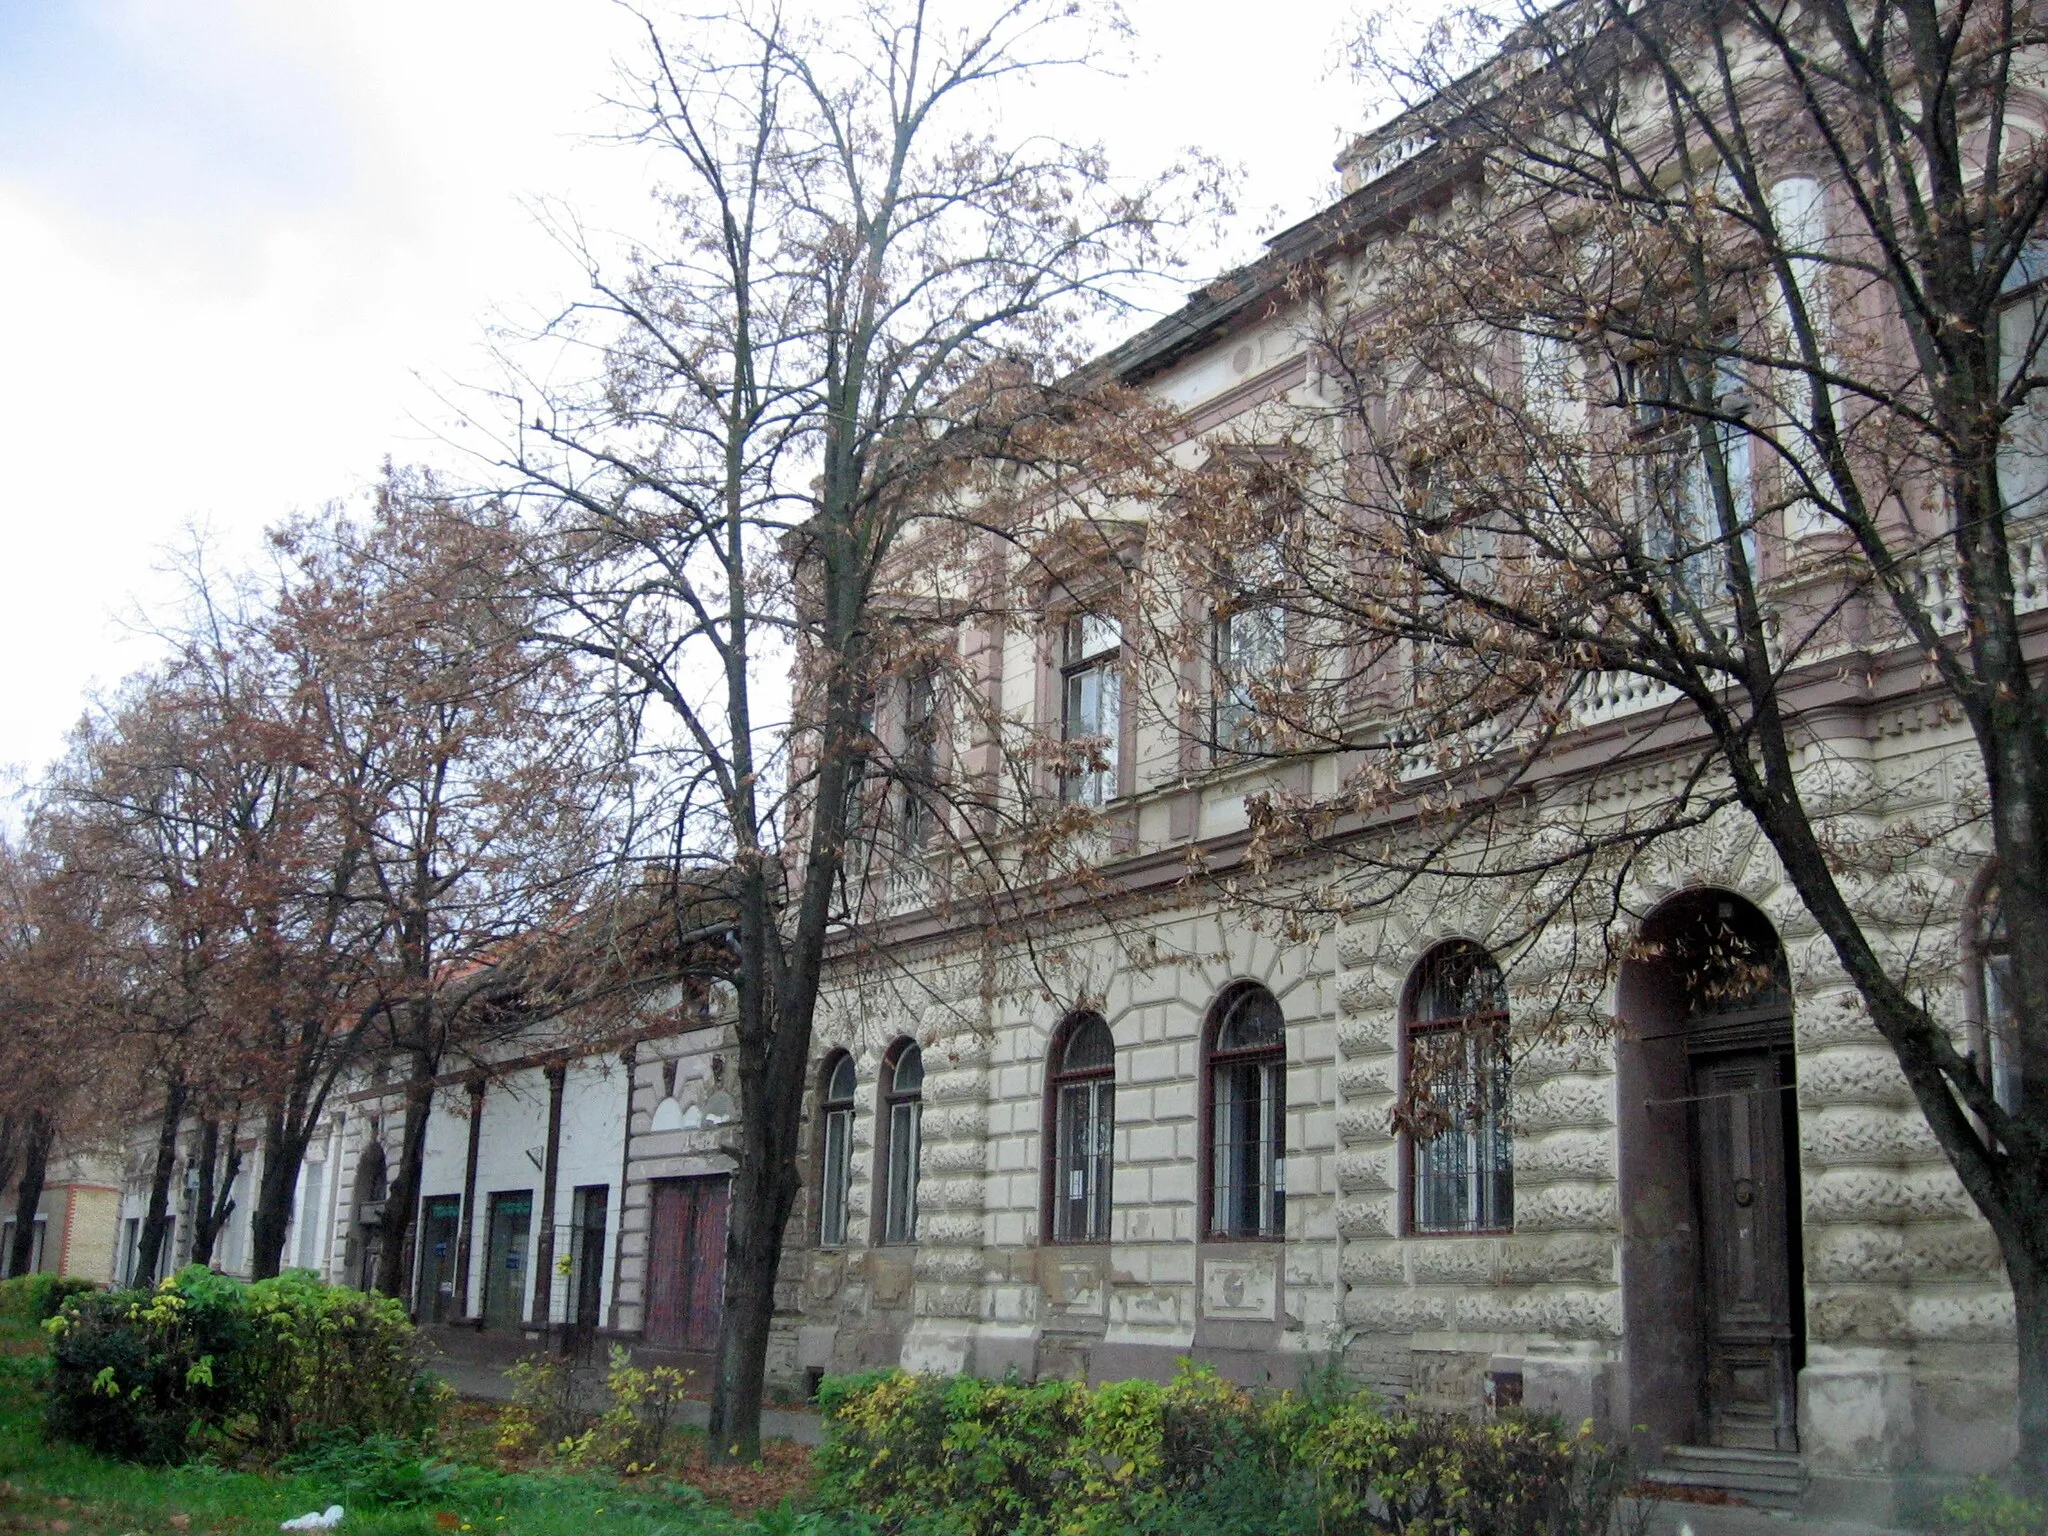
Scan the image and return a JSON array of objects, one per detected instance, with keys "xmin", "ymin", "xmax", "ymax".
[{"xmin": 1800, "ymin": 1350, "xmax": 1914, "ymax": 1475}]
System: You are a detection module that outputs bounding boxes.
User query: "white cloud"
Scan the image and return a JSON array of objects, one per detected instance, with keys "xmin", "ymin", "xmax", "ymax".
[{"xmin": 0, "ymin": 0, "xmax": 1375, "ymax": 780}]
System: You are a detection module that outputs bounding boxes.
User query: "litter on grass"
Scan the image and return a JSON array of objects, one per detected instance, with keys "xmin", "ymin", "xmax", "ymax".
[{"xmin": 280, "ymin": 1505, "xmax": 344, "ymax": 1530}]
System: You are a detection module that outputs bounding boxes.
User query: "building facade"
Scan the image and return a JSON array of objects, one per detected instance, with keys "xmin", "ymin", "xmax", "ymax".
[{"xmin": 105, "ymin": 28, "xmax": 2039, "ymax": 1528}]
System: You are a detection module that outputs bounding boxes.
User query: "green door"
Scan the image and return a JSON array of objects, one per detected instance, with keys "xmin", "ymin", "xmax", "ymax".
[{"xmin": 484, "ymin": 1191, "xmax": 532, "ymax": 1329}]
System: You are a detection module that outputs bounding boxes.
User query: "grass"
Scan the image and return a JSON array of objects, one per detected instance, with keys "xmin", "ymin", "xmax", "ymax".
[{"xmin": 0, "ymin": 1322, "xmax": 825, "ymax": 1536}]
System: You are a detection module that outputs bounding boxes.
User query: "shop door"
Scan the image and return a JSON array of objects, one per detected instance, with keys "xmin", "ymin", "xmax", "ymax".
[
  {"xmin": 645, "ymin": 1176, "xmax": 727, "ymax": 1351},
  {"xmin": 1692, "ymin": 1050, "xmax": 1798, "ymax": 1451},
  {"xmin": 484, "ymin": 1191, "xmax": 533, "ymax": 1330},
  {"xmin": 415, "ymin": 1196, "xmax": 462, "ymax": 1323}
]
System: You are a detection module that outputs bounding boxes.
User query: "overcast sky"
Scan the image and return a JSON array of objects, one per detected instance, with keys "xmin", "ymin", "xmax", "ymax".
[{"xmin": 0, "ymin": 0, "xmax": 1385, "ymax": 785}]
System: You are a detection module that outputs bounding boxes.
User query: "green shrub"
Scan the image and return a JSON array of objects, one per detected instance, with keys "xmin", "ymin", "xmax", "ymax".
[
  {"xmin": 815, "ymin": 1364, "xmax": 1636, "ymax": 1536},
  {"xmin": 1936, "ymin": 1478, "xmax": 2048, "ymax": 1536},
  {"xmin": 42, "ymin": 1265, "xmax": 434, "ymax": 1464},
  {"xmin": 0, "ymin": 1273, "xmax": 100, "ymax": 1323}
]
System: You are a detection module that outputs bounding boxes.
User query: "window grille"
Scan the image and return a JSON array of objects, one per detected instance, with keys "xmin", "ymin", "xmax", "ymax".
[
  {"xmin": 1407, "ymin": 944, "xmax": 1513, "ymax": 1235},
  {"xmin": 880, "ymin": 1043, "xmax": 923, "ymax": 1244},
  {"xmin": 1049, "ymin": 1014, "xmax": 1115, "ymax": 1242},
  {"xmin": 819, "ymin": 1054, "xmax": 856, "ymax": 1247},
  {"xmin": 1207, "ymin": 985, "xmax": 1286, "ymax": 1238}
]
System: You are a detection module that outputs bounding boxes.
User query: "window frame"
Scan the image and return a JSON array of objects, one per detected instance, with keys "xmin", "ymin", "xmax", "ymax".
[
  {"xmin": 899, "ymin": 668, "xmax": 940, "ymax": 849},
  {"xmin": 816, "ymin": 1052, "xmax": 857, "ymax": 1248},
  {"xmin": 1202, "ymin": 982, "xmax": 1288, "ymax": 1241},
  {"xmin": 1627, "ymin": 340, "xmax": 1757, "ymax": 607},
  {"xmin": 1402, "ymin": 942, "xmax": 1514, "ymax": 1237},
  {"xmin": 1058, "ymin": 614, "xmax": 1123, "ymax": 807},
  {"xmin": 1968, "ymin": 869, "xmax": 2023, "ymax": 1119},
  {"xmin": 1044, "ymin": 1012, "xmax": 1116, "ymax": 1244},
  {"xmin": 877, "ymin": 1039, "xmax": 924, "ymax": 1246}
]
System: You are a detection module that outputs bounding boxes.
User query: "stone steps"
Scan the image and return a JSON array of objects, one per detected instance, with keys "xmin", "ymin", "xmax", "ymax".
[{"xmin": 1644, "ymin": 1446, "xmax": 1806, "ymax": 1510}]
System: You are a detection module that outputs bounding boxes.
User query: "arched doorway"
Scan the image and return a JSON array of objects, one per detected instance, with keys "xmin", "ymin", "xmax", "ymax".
[{"xmin": 1618, "ymin": 890, "xmax": 1803, "ymax": 1456}]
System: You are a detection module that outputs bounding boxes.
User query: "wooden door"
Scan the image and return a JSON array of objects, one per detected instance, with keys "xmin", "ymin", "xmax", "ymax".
[
  {"xmin": 484, "ymin": 1191, "xmax": 533, "ymax": 1330},
  {"xmin": 416, "ymin": 1196, "xmax": 461, "ymax": 1324},
  {"xmin": 1692, "ymin": 1051, "xmax": 1797, "ymax": 1450},
  {"xmin": 645, "ymin": 1176, "xmax": 728, "ymax": 1351}
]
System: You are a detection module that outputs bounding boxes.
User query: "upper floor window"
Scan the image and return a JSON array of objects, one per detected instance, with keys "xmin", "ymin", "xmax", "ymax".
[
  {"xmin": 1999, "ymin": 243, "xmax": 2048, "ymax": 519},
  {"xmin": 1206, "ymin": 983, "xmax": 1286, "ymax": 1239},
  {"xmin": 1214, "ymin": 602, "xmax": 1285, "ymax": 754},
  {"xmin": 1048, "ymin": 1013, "xmax": 1115, "ymax": 1242},
  {"xmin": 900, "ymin": 669, "xmax": 939, "ymax": 848},
  {"xmin": 1630, "ymin": 344, "xmax": 1755, "ymax": 607},
  {"xmin": 817, "ymin": 1053, "xmax": 856, "ymax": 1247},
  {"xmin": 1405, "ymin": 942, "xmax": 1513, "ymax": 1235},
  {"xmin": 879, "ymin": 1040, "xmax": 923, "ymax": 1244},
  {"xmin": 1974, "ymin": 878, "xmax": 2023, "ymax": 1117},
  {"xmin": 1060, "ymin": 615, "xmax": 1122, "ymax": 806}
]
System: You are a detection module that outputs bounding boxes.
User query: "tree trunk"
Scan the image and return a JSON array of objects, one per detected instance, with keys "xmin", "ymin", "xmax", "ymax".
[
  {"xmin": 373, "ymin": 1057, "xmax": 436, "ymax": 1300},
  {"xmin": 705, "ymin": 1124, "xmax": 798, "ymax": 1462},
  {"xmin": 247, "ymin": 1111, "xmax": 309, "ymax": 1281},
  {"xmin": 6, "ymin": 1115, "xmax": 53, "ymax": 1279},
  {"xmin": 2015, "ymin": 1246, "xmax": 2048, "ymax": 1498},
  {"xmin": 0, "ymin": 1116, "xmax": 21, "ymax": 1235},
  {"xmin": 189, "ymin": 1119, "xmax": 242, "ymax": 1266},
  {"xmin": 133, "ymin": 1078, "xmax": 188, "ymax": 1285}
]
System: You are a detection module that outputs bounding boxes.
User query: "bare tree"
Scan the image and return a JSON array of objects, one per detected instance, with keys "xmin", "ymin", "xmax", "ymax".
[
  {"xmin": 486, "ymin": 0, "xmax": 1218, "ymax": 1458},
  {"xmin": 266, "ymin": 471, "xmax": 622, "ymax": 1298},
  {"xmin": 1149, "ymin": 0, "xmax": 2048, "ymax": 1487}
]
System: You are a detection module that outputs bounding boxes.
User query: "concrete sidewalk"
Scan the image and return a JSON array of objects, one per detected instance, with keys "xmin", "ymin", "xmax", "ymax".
[{"xmin": 1628, "ymin": 1498, "xmax": 1915, "ymax": 1536}]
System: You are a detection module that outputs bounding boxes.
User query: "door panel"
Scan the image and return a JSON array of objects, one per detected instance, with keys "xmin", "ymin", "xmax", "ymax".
[
  {"xmin": 645, "ymin": 1176, "xmax": 728, "ymax": 1351},
  {"xmin": 484, "ymin": 1191, "xmax": 533, "ymax": 1330},
  {"xmin": 416, "ymin": 1196, "xmax": 461, "ymax": 1324},
  {"xmin": 1692, "ymin": 1051, "xmax": 1797, "ymax": 1450}
]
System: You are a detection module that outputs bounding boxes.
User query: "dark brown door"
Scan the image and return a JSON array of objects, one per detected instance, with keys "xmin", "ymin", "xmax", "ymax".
[
  {"xmin": 1693, "ymin": 1051, "xmax": 1797, "ymax": 1450},
  {"xmin": 645, "ymin": 1176, "xmax": 728, "ymax": 1351}
]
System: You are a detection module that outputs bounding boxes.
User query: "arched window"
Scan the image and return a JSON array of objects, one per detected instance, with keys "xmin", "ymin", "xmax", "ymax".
[
  {"xmin": 817, "ymin": 1053, "xmax": 856, "ymax": 1247},
  {"xmin": 879, "ymin": 1041, "xmax": 923, "ymax": 1244},
  {"xmin": 1405, "ymin": 943, "xmax": 1513, "ymax": 1235},
  {"xmin": 1206, "ymin": 984, "xmax": 1286, "ymax": 1239},
  {"xmin": 1973, "ymin": 877, "xmax": 2022, "ymax": 1115},
  {"xmin": 1048, "ymin": 1014, "xmax": 1115, "ymax": 1242}
]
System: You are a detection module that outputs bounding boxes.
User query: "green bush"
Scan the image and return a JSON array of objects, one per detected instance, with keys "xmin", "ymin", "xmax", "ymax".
[
  {"xmin": 0, "ymin": 1273, "xmax": 100, "ymax": 1323},
  {"xmin": 1936, "ymin": 1478, "xmax": 2048, "ymax": 1536},
  {"xmin": 815, "ymin": 1365, "xmax": 1636, "ymax": 1536},
  {"xmin": 43, "ymin": 1265, "xmax": 435, "ymax": 1463}
]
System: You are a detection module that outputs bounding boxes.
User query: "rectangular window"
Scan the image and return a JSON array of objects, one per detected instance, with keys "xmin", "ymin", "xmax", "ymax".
[
  {"xmin": 884, "ymin": 1098, "xmax": 921, "ymax": 1244},
  {"xmin": 1211, "ymin": 1057, "xmax": 1285, "ymax": 1237},
  {"xmin": 900, "ymin": 670, "xmax": 938, "ymax": 847},
  {"xmin": 1999, "ymin": 247, "xmax": 2048, "ymax": 520},
  {"xmin": 1060, "ymin": 614, "xmax": 1121, "ymax": 806},
  {"xmin": 1409, "ymin": 1028, "xmax": 1514, "ymax": 1234},
  {"xmin": 820, "ymin": 1103, "xmax": 854, "ymax": 1247},
  {"xmin": 1214, "ymin": 604, "xmax": 1285, "ymax": 754},
  {"xmin": 1983, "ymin": 950, "xmax": 2023, "ymax": 1115},
  {"xmin": 1633, "ymin": 348, "xmax": 1755, "ymax": 607},
  {"xmin": 1053, "ymin": 1079, "xmax": 1114, "ymax": 1241}
]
